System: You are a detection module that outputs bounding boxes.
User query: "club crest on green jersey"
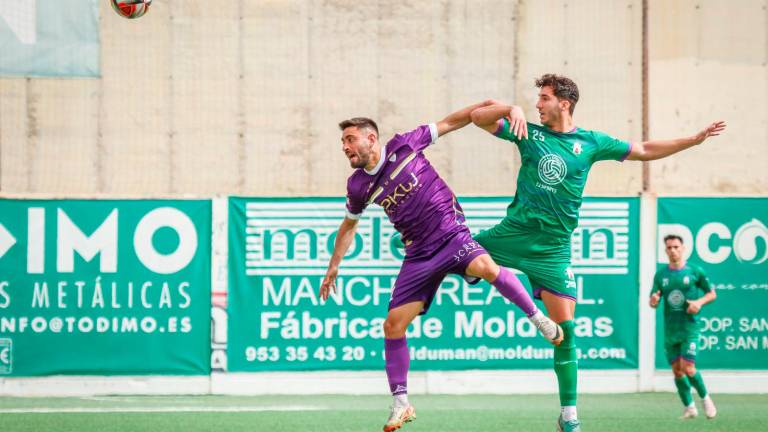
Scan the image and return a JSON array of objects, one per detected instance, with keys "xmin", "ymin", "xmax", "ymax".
[
  {"xmin": 538, "ymin": 154, "xmax": 567, "ymax": 186},
  {"xmin": 572, "ymin": 142, "xmax": 582, "ymax": 155},
  {"xmin": 668, "ymin": 289, "xmax": 685, "ymax": 308}
]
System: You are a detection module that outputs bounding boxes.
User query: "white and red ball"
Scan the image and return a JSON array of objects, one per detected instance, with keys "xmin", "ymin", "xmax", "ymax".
[{"xmin": 110, "ymin": 0, "xmax": 152, "ymax": 19}]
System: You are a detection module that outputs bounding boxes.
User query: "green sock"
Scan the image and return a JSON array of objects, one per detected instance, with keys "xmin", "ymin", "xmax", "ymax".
[
  {"xmin": 674, "ymin": 375, "xmax": 693, "ymax": 406},
  {"xmin": 554, "ymin": 320, "xmax": 577, "ymax": 406},
  {"xmin": 688, "ymin": 371, "xmax": 708, "ymax": 399}
]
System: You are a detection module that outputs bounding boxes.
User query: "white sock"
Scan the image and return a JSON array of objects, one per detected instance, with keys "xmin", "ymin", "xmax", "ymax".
[
  {"xmin": 529, "ymin": 310, "xmax": 545, "ymax": 323},
  {"xmin": 561, "ymin": 406, "xmax": 577, "ymax": 421},
  {"xmin": 394, "ymin": 393, "xmax": 409, "ymax": 407}
]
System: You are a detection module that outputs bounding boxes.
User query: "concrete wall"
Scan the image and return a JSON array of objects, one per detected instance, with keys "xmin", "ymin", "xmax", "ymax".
[
  {"xmin": 0, "ymin": 0, "xmax": 765, "ymax": 195},
  {"xmin": 649, "ymin": 0, "xmax": 768, "ymax": 194}
]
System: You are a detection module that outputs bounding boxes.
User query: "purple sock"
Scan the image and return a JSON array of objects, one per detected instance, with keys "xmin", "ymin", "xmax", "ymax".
[
  {"xmin": 492, "ymin": 267, "xmax": 538, "ymax": 317},
  {"xmin": 385, "ymin": 337, "xmax": 409, "ymax": 395}
]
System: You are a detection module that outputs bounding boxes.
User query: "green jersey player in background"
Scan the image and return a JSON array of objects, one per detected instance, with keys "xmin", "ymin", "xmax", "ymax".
[
  {"xmin": 469, "ymin": 74, "xmax": 726, "ymax": 432},
  {"xmin": 650, "ymin": 234, "xmax": 717, "ymax": 420}
]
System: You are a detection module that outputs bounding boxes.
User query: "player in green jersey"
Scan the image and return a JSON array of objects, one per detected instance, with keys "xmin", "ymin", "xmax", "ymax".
[
  {"xmin": 650, "ymin": 234, "xmax": 717, "ymax": 420},
  {"xmin": 469, "ymin": 74, "xmax": 726, "ymax": 432}
]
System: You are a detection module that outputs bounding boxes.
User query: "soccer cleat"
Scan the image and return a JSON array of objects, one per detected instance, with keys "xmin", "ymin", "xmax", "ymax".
[
  {"xmin": 680, "ymin": 405, "xmax": 698, "ymax": 419},
  {"xmin": 702, "ymin": 396, "xmax": 717, "ymax": 419},
  {"xmin": 556, "ymin": 414, "xmax": 582, "ymax": 432},
  {"xmin": 531, "ymin": 314, "xmax": 564, "ymax": 346},
  {"xmin": 383, "ymin": 404, "xmax": 416, "ymax": 432}
]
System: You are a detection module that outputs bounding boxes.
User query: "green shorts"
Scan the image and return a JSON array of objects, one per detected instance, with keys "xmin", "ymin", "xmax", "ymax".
[
  {"xmin": 664, "ymin": 333, "xmax": 699, "ymax": 364},
  {"xmin": 474, "ymin": 217, "xmax": 577, "ymax": 300}
]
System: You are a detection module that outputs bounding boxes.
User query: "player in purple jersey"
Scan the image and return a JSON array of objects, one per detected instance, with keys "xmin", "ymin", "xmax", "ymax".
[{"xmin": 319, "ymin": 102, "xmax": 563, "ymax": 432}]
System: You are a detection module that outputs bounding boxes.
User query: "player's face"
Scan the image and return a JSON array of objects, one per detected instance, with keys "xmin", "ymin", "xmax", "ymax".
[
  {"xmin": 536, "ymin": 86, "xmax": 569, "ymax": 127},
  {"xmin": 665, "ymin": 239, "xmax": 685, "ymax": 262},
  {"xmin": 341, "ymin": 126, "xmax": 375, "ymax": 169}
]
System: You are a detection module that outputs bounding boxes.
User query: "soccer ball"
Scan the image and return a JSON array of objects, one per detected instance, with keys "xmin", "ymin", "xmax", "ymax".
[{"xmin": 110, "ymin": 0, "xmax": 152, "ymax": 19}]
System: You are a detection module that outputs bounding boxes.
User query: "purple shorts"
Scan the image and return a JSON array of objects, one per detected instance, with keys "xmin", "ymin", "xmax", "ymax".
[{"xmin": 389, "ymin": 228, "xmax": 486, "ymax": 314}]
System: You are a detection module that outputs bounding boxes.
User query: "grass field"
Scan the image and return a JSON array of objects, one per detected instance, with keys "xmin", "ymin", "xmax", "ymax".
[{"xmin": 1, "ymin": 393, "xmax": 765, "ymax": 431}]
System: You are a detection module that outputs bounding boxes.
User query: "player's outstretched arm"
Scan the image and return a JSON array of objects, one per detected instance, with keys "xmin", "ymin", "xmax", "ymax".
[
  {"xmin": 435, "ymin": 100, "xmax": 498, "ymax": 137},
  {"xmin": 626, "ymin": 121, "xmax": 726, "ymax": 161},
  {"xmin": 320, "ymin": 217, "xmax": 359, "ymax": 301},
  {"xmin": 470, "ymin": 101, "xmax": 528, "ymax": 140}
]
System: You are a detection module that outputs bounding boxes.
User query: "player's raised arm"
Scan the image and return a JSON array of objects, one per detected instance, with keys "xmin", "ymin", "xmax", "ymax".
[
  {"xmin": 320, "ymin": 217, "xmax": 359, "ymax": 301},
  {"xmin": 626, "ymin": 121, "xmax": 727, "ymax": 161},
  {"xmin": 434, "ymin": 100, "xmax": 498, "ymax": 137},
  {"xmin": 470, "ymin": 101, "xmax": 528, "ymax": 140}
]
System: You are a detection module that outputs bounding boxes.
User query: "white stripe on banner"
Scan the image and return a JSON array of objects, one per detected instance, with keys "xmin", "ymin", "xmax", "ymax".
[
  {"xmin": 245, "ymin": 267, "xmax": 629, "ymax": 276},
  {"xmin": 577, "ymin": 219, "xmax": 629, "ymax": 226},
  {"xmin": 246, "ymin": 211, "xmax": 345, "ymax": 218},
  {"xmin": 579, "ymin": 202, "xmax": 630, "ymax": 210},
  {"xmin": 246, "ymin": 268, "xmax": 400, "ymax": 276},
  {"xmin": 574, "ymin": 268, "xmax": 628, "ymax": 274},
  {"xmin": 578, "ymin": 210, "xmax": 629, "ymax": 218},
  {"xmin": 246, "ymin": 203, "xmax": 342, "ymax": 210},
  {"xmin": 246, "ymin": 219, "xmax": 343, "ymax": 227}
]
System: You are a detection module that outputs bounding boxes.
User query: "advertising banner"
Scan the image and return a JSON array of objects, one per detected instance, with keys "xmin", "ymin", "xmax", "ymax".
[
  {"xmin": 228, "ymin": 197, "xmax": 639, "ymax": 371},
  {"xmin": 0, "ymin": 199, "xmax": 211, "ymax": 376},
  {"xmin": 656, "ymin": 198, "xmax": 768, "ymax": 369}
]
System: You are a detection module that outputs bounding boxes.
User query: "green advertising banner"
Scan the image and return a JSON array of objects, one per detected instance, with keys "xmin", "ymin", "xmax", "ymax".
[
  {"xmin": 228, "ymin": 197, "xmax": 639, "ymax": 371},
  {"xmin": 656, "ymin": 198, "xmax": 768, "ymax": 369},
  {"xmin": 0, "ymin": 200, "xmax": 211, "ymax": 376}
]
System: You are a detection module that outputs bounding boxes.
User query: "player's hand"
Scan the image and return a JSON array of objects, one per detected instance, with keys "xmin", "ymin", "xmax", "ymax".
[
  {"xmin": 694, "ymin": 120, "xmax": 726, "ymax": 144},
  {"xmin": 686, "ymin": 299, "xmax": 702, "ymax": 315},
  {"xmin": 649, "ymin": 291, "xmax": 661, "ymax": 308},
  {"xmin": 320, "ymin": 267, "xmax": 339, "ymax": 301},
  {"xmin": 507, "ymin": 106, "xmax": 528, "ymax": 140}
]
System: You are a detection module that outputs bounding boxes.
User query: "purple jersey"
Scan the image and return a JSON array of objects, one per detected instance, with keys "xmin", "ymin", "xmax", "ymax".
[{"xmin": 345, "ymin": 124, "xmax": 466, "ymax": 256}]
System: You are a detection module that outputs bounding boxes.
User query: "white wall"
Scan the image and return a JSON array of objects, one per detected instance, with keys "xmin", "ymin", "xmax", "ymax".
[{"xmin": 2, "ymin": 0, "xmax": 763, "ymax": 195}]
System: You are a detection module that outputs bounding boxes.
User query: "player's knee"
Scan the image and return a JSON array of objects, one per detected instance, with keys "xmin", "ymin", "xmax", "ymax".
[
  {"xmin": 672, "ymin": 368, "xmax": 685, "ymax": 378},
  {"xmin": 684, "ymin": 363, "xmax": 697, "ymax": 376},
  {"xmin": 559, "ymin": 320, "xmax": 576, "ymax": 346},
  {"xmin": 470, "ymin": 256, "xmax": 499, "ymax": 281},
  {"xmin": 383, "ymin": 318, "xmax": 408, "ymax": 338}
]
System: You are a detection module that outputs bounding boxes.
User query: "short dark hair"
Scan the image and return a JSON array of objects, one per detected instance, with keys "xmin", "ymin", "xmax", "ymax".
[
  {"xmin": 535, "ymin": 74, "xmax": 579, "ymax": 115},
  {"xmin": 338, "ymin": 117, "xmax": 379, "ymax": 136},
  {"xmin": 664, "ymin": 234, "xmax": 684, "ymax": 244}
]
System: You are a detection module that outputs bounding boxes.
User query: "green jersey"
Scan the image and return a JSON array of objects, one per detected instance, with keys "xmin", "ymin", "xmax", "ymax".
[
  {"xmin": 652, "ymin": 263, "xmax": 713, "ymax": 339},
  {"xmin": 494, "ymin": 119, "xmax": 632, "ymax": 238}
]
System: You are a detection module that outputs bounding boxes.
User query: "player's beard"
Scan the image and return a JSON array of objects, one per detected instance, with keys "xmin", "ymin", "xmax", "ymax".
[
  {"xmin": 349, "ymin": 149, "xmax": 370, "ymax": 169},
  {"xmin": 348, "ymin": 142, "xmax": 373, "ymax": 169}
]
